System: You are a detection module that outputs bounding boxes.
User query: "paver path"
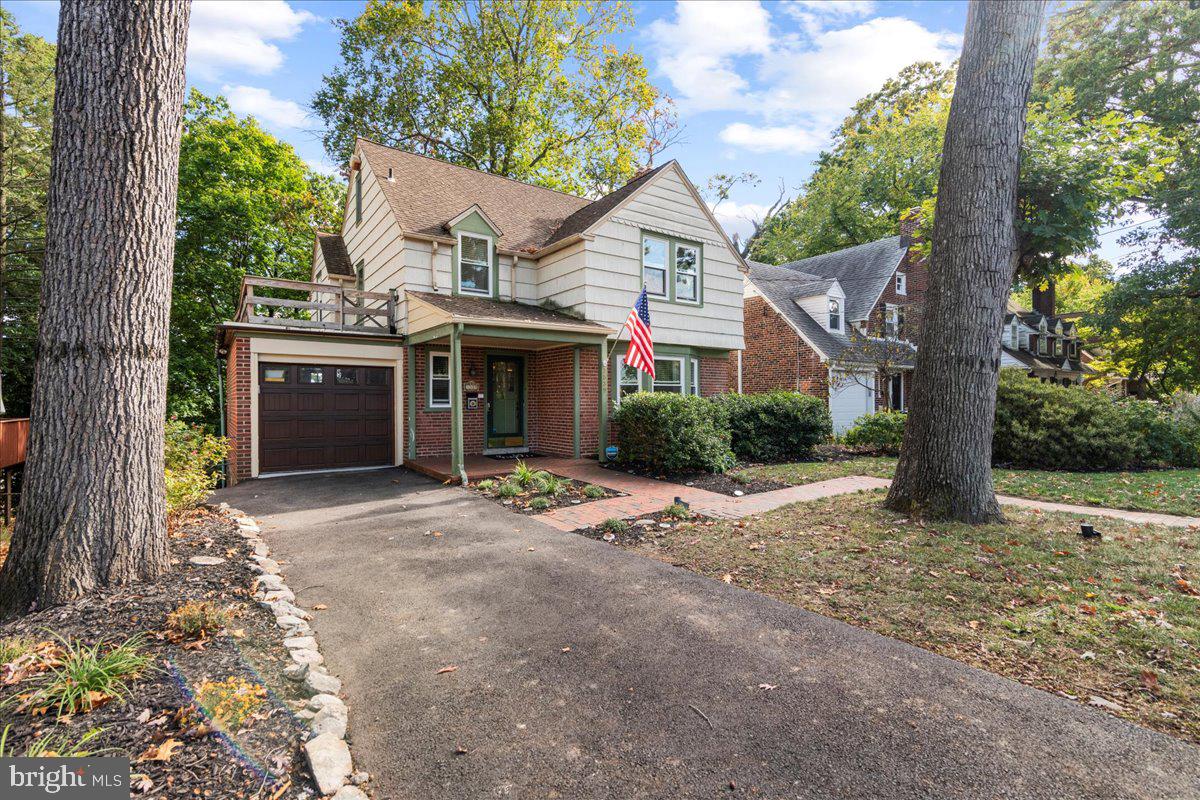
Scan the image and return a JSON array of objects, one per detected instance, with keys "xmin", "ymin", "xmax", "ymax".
[
  {"xmin": 216, "ymin": 469, "xmax": 1200, "ymax": 800},
  {"xmin": 533, "ymin": 459, "xmax": 1200, "ymax": 529}
]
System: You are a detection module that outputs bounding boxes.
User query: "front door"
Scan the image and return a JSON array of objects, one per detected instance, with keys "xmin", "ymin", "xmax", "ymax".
[{"xmin": 486, "ymin": 355, "xmax": 525, "ymax": 449}]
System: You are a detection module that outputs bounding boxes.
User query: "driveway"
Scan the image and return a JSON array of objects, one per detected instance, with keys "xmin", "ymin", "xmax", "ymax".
[{"xmin": 217, "ymin": 469, "xmax": 1199, "ymax": 800}]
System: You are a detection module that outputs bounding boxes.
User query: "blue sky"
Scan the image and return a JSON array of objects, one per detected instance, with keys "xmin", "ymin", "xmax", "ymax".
[{"xmin": 8, "ymin": 0, "xmax": 1134, "ymax": 263}]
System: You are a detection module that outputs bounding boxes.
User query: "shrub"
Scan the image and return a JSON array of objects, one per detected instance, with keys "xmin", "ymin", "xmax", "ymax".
[
  {"xmin": 843, "ymin": 411, "xmax": 907, "ymax": 455},
  {"xmin": 662, "ymin": 502, "xmax": 690, "ymax": 520},
  {"xmin": 496, "ymin": 480, "xmax": 521, "ymax": 498},
  {"xmin": 613, "ymin": 393, "xmax": 733, "ymax": 474},
  {"xmin": 511, "ymin": 460, "xmax": 538, "ymax": 488},
  {"xmin": 165, "ymin": 419, "xmax": 228, "ymax": 515},
  {"xmin": 528, "ymin": 497, "xmax": 551, "ymax": 511},
  {"xmin": 16, "ymin": 634, "xmax": 152, "ymax": 716},
  {"xmin": 476, "ymin": 479, "xmax": 496, "ymax": 492},
  {"xmin": 194, "ymin": 677, "xmax": 266, "ymax": 732},
  {"xmin": 597, "ymin": 518, "xmax": 630, "ymax": 535},
  {"xmin": 537, "ymin": 474, "xmax": 567, "ymax": 496},
  {"xmin": 712, "ymin": 392, "xmax": 832, "ymax": 462},
  {"xmin": 993, "ymin": 372, "xmax": 1198, "ymax": 470},
  {"xmin": 167, "ymin": 601, "xmax": 231, "ymax": 639},
  {"xmin": 582, "ymin": 484, "xmax": 606, "ymax": 499}
]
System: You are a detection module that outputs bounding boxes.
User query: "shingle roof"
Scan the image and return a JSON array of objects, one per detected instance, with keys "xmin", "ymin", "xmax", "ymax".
[
  {"xmin": 1002, "ymin": 346, "xmax": 1090, "ymax": 374},
  {"xmin": 407, "ymin": 290, "xmax": 612, "ymax": 332},
  {"xmin": 775, "ymin": 237, "xmax": 907, "ymax": 321},
  {"xmin": 315, "ymin": 231, "xmax": 354, "ymax": 277},
  {"xmin": 542, "ymin": 162, "xmax": 675, "ymax": 247}
]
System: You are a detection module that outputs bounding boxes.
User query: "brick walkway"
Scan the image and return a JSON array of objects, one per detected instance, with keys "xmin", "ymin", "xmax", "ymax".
[{"xmin": 532, "ymin": 459, "xmax": 1200, "ymax": 531}]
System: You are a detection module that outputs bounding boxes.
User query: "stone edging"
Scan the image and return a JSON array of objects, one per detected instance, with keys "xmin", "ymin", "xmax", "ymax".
[{"xmin": 217, "ymin": 503, "xmax": 369, "ymax": 800}]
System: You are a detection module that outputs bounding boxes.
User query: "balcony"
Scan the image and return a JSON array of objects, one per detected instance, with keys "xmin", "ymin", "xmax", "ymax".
[{"xmin": 234, "ymin": 277, "xmax": 398, "ymax": 336}]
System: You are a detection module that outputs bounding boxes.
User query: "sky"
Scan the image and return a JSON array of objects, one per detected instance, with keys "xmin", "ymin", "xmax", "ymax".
[{"xmin": 6, "ymin": 0, "xmax": 1134, "ymax": 264}]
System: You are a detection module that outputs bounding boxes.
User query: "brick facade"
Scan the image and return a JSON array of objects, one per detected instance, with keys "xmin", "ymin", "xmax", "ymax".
[
  {"xmin": 698, "ymin": 356, "xmax": 729, "ymax": 397},
  {"xmin": 226, "ymin": 336, "xmax": 252, "ymax": 484},
  {"xmin": 731, "ymin": 295, "xmax": 831, "ymax": 398}
]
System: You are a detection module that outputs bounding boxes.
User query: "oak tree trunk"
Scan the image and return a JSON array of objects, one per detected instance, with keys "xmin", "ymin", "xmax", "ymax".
[
  {"xmin": 0, "ymin": 0, "xmax": 190, "ymax": 614},
  {"xmin": 884, "ymin": 0, "xmax": 1046, "ymax": 523}
]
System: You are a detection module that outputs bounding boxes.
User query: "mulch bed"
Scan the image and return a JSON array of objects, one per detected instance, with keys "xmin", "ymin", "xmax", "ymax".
[
  {"xmin": 471, "ymin": 475, "xmax": 622, "ymax": 514},
  {"xmin": 576, "ymin": 509, "xmax": 719, "ymax": 547},
  {"xmin": 601, "ymin": 463, "xmax": 788, "ymax": 496},
  {"xmin": 0, "ymin": 508, "xmax": 317, "ymax": 799}
]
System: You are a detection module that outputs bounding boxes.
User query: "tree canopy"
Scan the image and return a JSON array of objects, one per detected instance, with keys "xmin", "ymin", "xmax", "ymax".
[{"xmin": 312, "ymin": 0, "xmax": 668, "ymax": 195}]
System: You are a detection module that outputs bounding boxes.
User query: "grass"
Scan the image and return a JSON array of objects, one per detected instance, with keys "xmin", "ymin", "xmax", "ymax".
[
  {"xmin": 623, "ymin": 491, "xmax": 1200, "ymax": 742},
  {"xmin": 11, "ymin": 634, "xmax": 153, "ymax": 716},
  {"xmin": 0, "ymin": 636, "xmax": 35, "ymax": 665},
  {"xmin": 734, "ymin": 457, "xmax": 1200, "ymax": 517},
  {"xmin": 0, "ymin": 724, "xmax": 107, "ymax": 757}
]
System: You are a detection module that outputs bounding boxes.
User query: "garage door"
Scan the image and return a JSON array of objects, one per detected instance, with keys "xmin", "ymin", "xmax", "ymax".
[
  {"xmin": 258, "ymin": 362, "xmax": 393, "ymax": 474},
  {"xmin": 829, "ymin": 371, "xmax": 875, "ymax": 434}
]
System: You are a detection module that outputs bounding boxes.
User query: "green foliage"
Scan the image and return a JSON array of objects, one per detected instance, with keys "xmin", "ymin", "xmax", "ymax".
[
  {"xmin": 662, "ymin": 502, "xmax": 690, "ymax": 520},
  {"xmin": 0, "ymin": 636, "xmax": 34, "ymax": 666},
  {"xmin": 536, "ymin": 474, "xmax": 566, "ymax": 497},
  {"xmin": 712, "ymin": 392, "xmax": 832, "ymax": 462},
  {"xmin": 0, "ymin": 725, "xmax": 106, "ymax": 758},
  {"xmin": 843, "ymin": 411, "xmax": 907, "ymax": 455},
  {"xmin": 597, "ymin": 518, "xmax": 630, "ymax": 535},
  {"xmin": 164, "ymin": 419, "xmax": 228, "ymax": 515},
  {"xmin": 613, "ymin": 393, "xmax": 733, "ymax": 474},
  {"xmin": 510, "ymin": 460, "xmax": 538, "ymax": 488},
  {"xmin": 528, "ymin": 497, "xmax": 551, "ymax": 512},
  {"xmin": 476, "ymin": 479, "xmax": 496, "ymax": 492},
  {"xmin": 993, "ymin": 372, "xmax": 1198, "ymax": 471},
  {"xmin": 582, "ymin": 484, "xmax": 606, "ymax": 499},
  {"xmin": 313, "ymin": 0, "xmax": 666, "ymax": 195},
  {"xmin": 16, "ymin": 635, "xmax": 152, "ymax": 717},
  {"xmin": 166, "ymin": 601, "xmax": 232, "ymax": 640},
  {"xmin": 195, "ymin": 677, "xmax": 266, "ymax": 732},
  {"xmin": 172, "ymin": 90, "xmax": 341, "ymax": 424},
  {"xmin": 496, "ymin": 480, "xmax": 521, "ymax": 498}
]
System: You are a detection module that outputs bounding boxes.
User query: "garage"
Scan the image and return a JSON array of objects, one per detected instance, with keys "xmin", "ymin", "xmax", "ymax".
[
  {"xmin": 829, "ymin": 370, "xmax": 875, "ymax": 433},
  {"xmin": 258, "ymin": 362, "xmax": 393, "ymax": 474}
]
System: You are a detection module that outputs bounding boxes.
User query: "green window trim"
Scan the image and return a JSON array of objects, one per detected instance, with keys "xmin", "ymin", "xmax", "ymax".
[
  {"xmin": 427, "ymin": 349, "xmax": 452, "ymax": 411},
  {"xmin": 449, "ymin": 211, "xmax": 501, "ymax": 299},
  {"xmin": 640, "ymin": 230, "xmax": 704, "ymax": 307},
  {"xmin": 354, "ymin": 172, "xmax": 362, "ymax": 225},
  {"xmin": 612, "ymin": 346, "xmax": 712, "ymax": 403}
]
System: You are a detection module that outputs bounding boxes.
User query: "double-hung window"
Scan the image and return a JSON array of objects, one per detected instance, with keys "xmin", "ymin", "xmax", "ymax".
[
  {"xmin": 458, "ymin": 233, "xmax": 492, "ymax": 296},
  {"xmin": 895, "ymin": 272, "xmax": 907, "ymax": 295},
  {"xmin": 828, "ymin": 298, "xmax": 842, "ymax": 331},
  {"xmin": 1038, "ymin": 336, "xmax": 1048, "ymax": 356},
  {"xmin": 675, "ymin": 243, "xmax": 699, "ymax": 303},
  {"xmin": 617, "ymin": 357, "xmax": 641, "ymax": 402},
  {"xmin": 884, "ymin": 305, "xmax": 900, "ymax": 338},
  {"xmin": 641, "ymin": 236, "xmax": 668, "ymax": 297},
  {"xmin": 690, "ymin": 360, "xmax": 700, "ymax": 396},
  {"xmin": 641, "ymin": 233, "xmax": 702, "ymax": 303},
  {"xmin": 429, "ymin": 352, "xmax": 451, "ymax": 408},
  {"xmin": 652, "ymin": 358, "xmax": 684, "ymax": 393}
]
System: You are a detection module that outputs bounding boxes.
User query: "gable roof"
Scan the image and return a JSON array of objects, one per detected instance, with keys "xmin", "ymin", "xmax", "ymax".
[
  {"xmin": 315, "ymin": 232, "xmax": 355, "ymax": 277},
  {"xmin": 542, "ymin": 162, "xmax": 674, "ymax": 247},
  {"xmin": 775, "ymin": 236, "xmax": 907, "ymax": 321}
]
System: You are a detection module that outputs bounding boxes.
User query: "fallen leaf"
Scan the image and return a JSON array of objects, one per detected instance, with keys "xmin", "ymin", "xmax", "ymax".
[
  {"xmin": 721, "ymin": 574, "xmax": 733, "ymax": 584},
  {"xmin": 758, "ymin": 683, "xmax": 778, "ymax": 690},
  {"xmin": 230, "ymin": 628, "xmax": 246, "ymax": 639},
  {"xmin": 967, "ymin": 620, "xmax": 980, "ymax": 630},
  {"xmin": 136, "ymin": 708, "xmax": 152, "ymax": 724},
  {"xmin": 130, "ymin": 774, "xmax": 154, "ymax": 794},
  {"xmin": 437, "ymin": 665, "xmax": 458, "ymax": 675},
  {"xmin": 561, "ymin": 647, "xmax": 571, "ymax": 653},
  {"xmin": 1140, "ymin": 670, "xmax": 1160, "ymax": 691},
  {"xmin": 137, "ymin": 738, "xmax": 183, "ymax": 763},
  {"xmin": 312, "ymin": 604, "xmax": 328, "ymax": 611}
]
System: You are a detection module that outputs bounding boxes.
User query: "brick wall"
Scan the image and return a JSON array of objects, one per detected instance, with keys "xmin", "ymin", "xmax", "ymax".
[
  {"xmin": 699, "ymin": 356, "xmax": 729, "ymax": 397},
  {"xmin": 734, "ymin": 295, "xmax": 830, "ymax": 398},
  {"xmin": 411, "ymin": 344, "xmax": 485, "ymax": 458},
  {"xmin": 226, "ymin": 337, "xmax": 251, "ymax": 484}
]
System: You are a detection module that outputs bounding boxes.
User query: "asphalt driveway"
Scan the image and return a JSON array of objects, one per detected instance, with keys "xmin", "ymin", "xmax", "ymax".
[{"xmin": 217, "ymin": 468, "xmax": 1199, "ymax": 800}]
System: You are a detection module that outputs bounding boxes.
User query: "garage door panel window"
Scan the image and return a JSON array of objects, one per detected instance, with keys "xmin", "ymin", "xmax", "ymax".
[
  {"xmin": 299, "ymin": 367, "xmax": 324, "ymax": 384},
  {"xmin": 263, "ymin": 366, "xmax": 288, "ymax": 383},
  {"xmin": 429, "ymin": 352, "xmax": 451, "ymax": 408},
  {"xmin": 335, "ymin": 368, "xmax": 358, "ymax": 385}
]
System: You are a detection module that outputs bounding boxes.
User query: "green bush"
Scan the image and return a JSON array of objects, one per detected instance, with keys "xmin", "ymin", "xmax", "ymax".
[
  {"xmin": 511, "ymin": 460, "xmax": 538, "ymax": 488},
  {"xmin": 662, "ymin": 502, "xmax": 690, "ymax": 520},
  {"xmin": 712, "ymin": 392, "xmax": 832, "ymax": 462},
  {"xmin": 476, "ymin": 479, "xmax": 497, "ymax": 492},
  {"xmin": 164, "ymin": 419, "xmax": 228, "ymax": 515},
  {"xmin": 496, "ymin": 480, "xmax": 521, "ymax": 498},
  {"xmin": 597, "ymin": 518, "xmax": 630, "ymax": 535},
  {"xmin": 536, "ymin": 474, "xmax": 567, "ymax": 496},
  {"xmin": 613, "ymin": 393, "xmax": 733, "ymax": 474},
  {"xmin": 582, "ymin": 484, "xmax": 605, "ymax": 499},
  {"xmin": 528, "ymin": 497, "xmax": 551, "ymax": 511},
  {"xmin": 993, "ymin": 372, "xmax": 1198, "ymax": 470},
  {"xmin": 843, "ymin": 411, "xmax": 907, "ymax": 455}
]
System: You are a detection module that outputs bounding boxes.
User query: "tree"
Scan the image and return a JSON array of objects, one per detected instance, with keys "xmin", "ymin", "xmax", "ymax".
[
  {"xmin": 312, "ymin": 0, "xmax": 668, "ymax": 195},
  {"xmin": 170, "ymin": 91, "xmax": 342, "ymax": 425},
  {"xmin": 0, "ymin": 0, "xmax": 191, "ymax": 614},
  {"xmin": 0, "ymin": 9, "xmax": 54, "ymax": 417},
  {"xmin": 884, "ymin": 0, "xmax": 1046, "ymax": 523}
]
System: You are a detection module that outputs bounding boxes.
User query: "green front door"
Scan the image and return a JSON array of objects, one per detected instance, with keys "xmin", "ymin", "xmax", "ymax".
[{"xmin": 486, "ymin": 355, "xmax": 525, "ymax": 448}]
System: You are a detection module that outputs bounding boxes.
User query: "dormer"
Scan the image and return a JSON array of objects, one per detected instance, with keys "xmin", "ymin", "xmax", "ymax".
[
  {"xmin": 792, "ymin": 279, "xmax": 847, "ymax": 334},
  {"xmin": 445, "ymin": 205, "xmax": 502, "ymax": 298}
]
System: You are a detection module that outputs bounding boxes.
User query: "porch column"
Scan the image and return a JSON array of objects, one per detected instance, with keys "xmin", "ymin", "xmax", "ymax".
[
  {"xmin": 597, "ymin": 342, "xmax": 609, "ymax": 461},
  {"xmin": 405, "ymin": 345, "xmax": 416, "ymax": 460},
  {"xmin": 572, "ymin": 346, "xmax": 581, "ymax": 459},
  {"xmin": 450, "ymin": 323, "xmax": 466, "ymax": 485}
]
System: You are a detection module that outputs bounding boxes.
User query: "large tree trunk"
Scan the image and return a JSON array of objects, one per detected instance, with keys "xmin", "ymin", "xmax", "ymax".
[
  {"xmin": 884, "ymin": 0, "xmax": 1045, "ymax": 523},
  {"xmin": 0, "ymin": 0, "xmax": 190, "ymax": 614}
]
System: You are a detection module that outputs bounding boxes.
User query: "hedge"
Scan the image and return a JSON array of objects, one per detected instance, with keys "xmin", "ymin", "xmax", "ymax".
[
  {"xmin": 165, "ymin": 419, "xmax": 229, "ymax": 515},
  {"xmin": 712, "ymin": 391, "xmax": 831, "ymax": 462},
  {"xmin": 612, "ymin": 393, "xmax": 733, "ymax": 474},
  {"xmin": 843, "ymin": 411, "xmax": 906, "ymax": 455}
]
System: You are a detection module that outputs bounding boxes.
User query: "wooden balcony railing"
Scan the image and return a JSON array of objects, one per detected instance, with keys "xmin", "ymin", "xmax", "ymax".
[
  {"xmin": 235, "ymin": 277, "xmax": 397, "ymax": 335},
  {"xmin": 0, "ymin": 418, "xmax": 29, "ymax": 470}
]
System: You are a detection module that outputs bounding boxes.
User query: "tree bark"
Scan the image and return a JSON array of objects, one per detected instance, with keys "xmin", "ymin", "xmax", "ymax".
[
  {"xmin": 0, "ymin": 0, "xmax": 190, "ymax": 614},
  {"xmin": 884, "ymin": 0, "xmax": 1046, "ymax": 523}
]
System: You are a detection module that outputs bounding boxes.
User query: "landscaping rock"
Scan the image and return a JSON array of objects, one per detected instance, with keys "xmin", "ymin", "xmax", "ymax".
[
  {"xmin": 1089, "ymin": 696, "xmax": 1125, "ymax": 712},
  {"xmin": 260, "ymin": 588, "xmax": 296, "ymax": 603},
  {"xmin": 733, "ymin": 490, "xmax": 745, "ymax": 497},
  {"xmin": 275, "ymin": 614, "xmax": 307, "ymax": 629},
  {"xmin": 284, "ymin": 635, "xmax": 317, "ymax": 650},
  {"xmin": 304, "ymin": 733, "xmax": 352, "ymax": 795},
  {"xmin": 307, "ymin": 694, "xmax": 346, "ymax": 715},
  {"xmin": 235, "ymin": 516, "xmax": 258, "ymax": 529},
  {"xmin": 255, "ymin": 574, "xmax": 286, "ymax": 591},
  {"xmin": 305, "ymin": 670, "xmax": 342, "ymax": 695},
  {"xmin": 188, "ymin": 555, "xmax": 226, "ymax": 566},
  {"xmin": 283, "ymin": 662, "xmax": 309, "ymax": 682},
  {"xmin": 268, "ymin": 600, "xmax": 311, "ymax": 620},
  {"xmin": 291, "ymin": 648, "xmax": 324, "ymax": 666},
  {"xmin": 634, "ymin": 519, "xmax": 656, "ymax": 528},
  {"xmin": 249, "ymin": 557, "xmax": 280, "ymax": 574},
  {"xmin": 252, "ymin": 541, "xmax": 269, "ymax": 557},
  {"xmin": 351, "ymin": 771, "xmax": 370, "ymax": 786},
  {"xmin": 332, "ymin": 786, "xmax": 368, "ymax": 800},
  {"xmin": 311, "ymin": 706, "xmax": 348, "ymax": 739}
]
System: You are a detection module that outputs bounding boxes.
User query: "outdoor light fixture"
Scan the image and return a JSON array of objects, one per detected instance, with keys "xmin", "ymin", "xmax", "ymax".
[{"xmin": 1079, "ymin": 523, "xmax": 1100, "ymax": 538}]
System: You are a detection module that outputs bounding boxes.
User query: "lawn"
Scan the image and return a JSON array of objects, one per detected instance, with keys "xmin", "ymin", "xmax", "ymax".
[
  {"xmin": 623, "ymin": 492, "xmax": 1200, "ymax": 743},
  {"xmin": 733, "ymin": 458, "xmax": 1200, "ymax": 517}
]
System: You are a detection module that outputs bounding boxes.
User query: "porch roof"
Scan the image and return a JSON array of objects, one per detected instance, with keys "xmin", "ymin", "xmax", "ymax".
[{"xmin": 406, "ymin": 291, "xmax": 614, "ymax": 343}]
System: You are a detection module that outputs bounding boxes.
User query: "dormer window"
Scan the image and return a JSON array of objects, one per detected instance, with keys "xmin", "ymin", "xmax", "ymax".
[
  {"xmin": 1069, "ymin": 341, "xmax": 1078, "ymax": 358},
  {"xmin": 1055, "ymin": 339, "xmax": 1063, "ymax": 357},
  {"xmin": 1010, "ymin": 321, "xmax": 1018, "ymax": 348},
  {"xmin": 1038, "ymin": 335, "xmax": 1048, "ymax": 356},
  {"xmin": 457, "ymin": 232, "xmax": 492, "ymax": 296},
  {"xmin": 895, "ymin": 272, "xmax": 907, "ymax": 296},
  {"xmin": 828, "ymin": 298, "xmax": 842, "ymax": 332}
]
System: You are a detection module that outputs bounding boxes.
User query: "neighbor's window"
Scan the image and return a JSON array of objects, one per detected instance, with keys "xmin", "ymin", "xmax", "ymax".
[
  {"xmin": 642, "ymin": 235, "xmax": 668, "ymax": 297},
  {"xmin": 1038, "ymin": 336, "xmax": 1048, "ymax": 355},
  {"xmin": 1010, "ymin": 321, "xmax": 1019, "ymax": 348},
  {"xmin": 299, "ymin": 367, "xmax": 324, "ymax": 384},
  {"xmin": 1055, "ymin": 339, "xmax": 1063, "ymax": 357},
  {"xmin": 1069, "ymin": 341, "xmax": 1078, "ymax": 359},
  {"xmin": 429, "ymin": 352, "xmax": 451, "ymax": 408},
  {"xmin": 885, "ymin": 305, "xmax": 900, "ymax": 338},
  {"xmin": 828, "ymin": 298, "xmax": 842, "ymax": 331},
  {"xmin": 262, "ymin": 366, "xmax": 287, "ymax": 383},
  {"xmin": 690, "ymin": 359, "xmax": 700, "ymax": 396},
  {"xmin": 675, "ymin": 243, "xmax": 699, "ymax": 303},
  {"xmin": 458, "ymin": 233, "xmax": 492, "ymax": 296},
  {"xmin": 895, "ymin": 272, "xmax": 907, "ymax": 295},
  {"xmin": 652, "ymin": 358, "xmax": 683, "ymax": 393},
  {"xmin": 617, "ymin": 358, "xmax": 641, "ymax": 402}
]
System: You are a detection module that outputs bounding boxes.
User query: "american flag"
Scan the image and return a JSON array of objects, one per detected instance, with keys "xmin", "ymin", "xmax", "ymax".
[{"xmin": 622, "ymin": 287, "xmax": 655, "ymax": 379}]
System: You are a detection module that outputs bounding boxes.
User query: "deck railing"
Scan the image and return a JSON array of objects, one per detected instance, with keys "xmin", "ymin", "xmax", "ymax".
[{"xmin": 236, "ymin": 277, "xmax": 397, "ymax": 335}]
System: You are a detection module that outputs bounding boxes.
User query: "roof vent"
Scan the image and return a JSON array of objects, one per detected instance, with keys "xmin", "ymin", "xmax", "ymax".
[{"xmin": 387, "ymin": 167, "xmax": 395, "ymax": 182}]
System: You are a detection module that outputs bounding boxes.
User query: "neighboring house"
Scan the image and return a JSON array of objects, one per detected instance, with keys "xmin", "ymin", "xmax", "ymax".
[
  {"xmin": 219, "ymin": 139, "xmax": 745, "ymax": 484},
  {"xmin": 1000, "ymin": 285, "xmax": 1093, "ymax": 385},
  {"xmin": 735, "ymin": 219, "xmax": 927, "ymax": 432}
]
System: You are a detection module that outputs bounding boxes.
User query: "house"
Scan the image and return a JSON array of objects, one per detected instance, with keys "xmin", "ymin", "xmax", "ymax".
[
  {"xmin": 219, "ymin": 139, "xmax": 745, "ymax": 484},
  {"xmin": 1000, "ymin": 284, "xmax": 1093, "ymax": 385},
  {"xmin": 735, "ymin": 219, "xmax": 927, "ymax": 432}
]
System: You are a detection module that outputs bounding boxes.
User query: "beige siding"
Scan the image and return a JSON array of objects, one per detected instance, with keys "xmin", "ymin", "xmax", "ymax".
[
  {"xmin": 343, "ymin": 149, "xmax": 405, "ymax": 294},
  {"xmin": 534, "ymin": 240, "xmax": 588, "ymax": 312},
  {"xmin": 312, "ymin": 242, "xmax": 328, "ymax": 283}
]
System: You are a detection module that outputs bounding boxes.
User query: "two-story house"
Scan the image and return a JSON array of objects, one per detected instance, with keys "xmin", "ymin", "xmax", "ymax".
[
  {"xmin": 1000, "ymin": 285, "xmax": 1092, "ymax": 385},
  {"xmin": 735, "ymin": 219, "xmax": 927, "ymax": 432},
  {"xmin": 219, "ymin": 139, "xmax": 745, "ymax": 484}
]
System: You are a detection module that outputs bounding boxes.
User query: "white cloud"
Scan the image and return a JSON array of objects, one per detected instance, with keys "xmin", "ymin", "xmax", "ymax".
[
  {"xmin": 223, "ymin": 85, "xmax": 308, "ymax": 129},
  {"xmin": 648, "ymin": 1, "xmax": 773, "ymax": 112},
  {"xmin": 782, "ymin": 0, "xmax": 876, "ymax": 35},
  {"xmin": 189, "ymin": 1, "xmax": 316, "ymax": 79},
  {"xmin": 719, "ymin": 122, "xmax": 825, "ymax": 154},
  {"xmin": 709, "ymin": 198, "xmax": 773, "ymax": 242}
]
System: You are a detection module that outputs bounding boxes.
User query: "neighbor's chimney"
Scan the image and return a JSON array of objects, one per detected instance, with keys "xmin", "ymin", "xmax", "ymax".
[
  {"xmin": 899, "ymin": 208, "xmax": 922, "ymax": 247},
  {"xmin": 1032, "ymin": 280, "xmax": 1056, "ymax": 317}
]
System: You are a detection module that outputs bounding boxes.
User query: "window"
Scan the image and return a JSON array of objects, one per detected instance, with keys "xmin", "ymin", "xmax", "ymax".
[
  {"xmin": 335, "ymin": 368, "xmax": 358, "ymax": 385},
  {"xmin": 262, "ymin": 366, "xmax": 287, "ymax": 383},
  {"xmin": 885, "ymin": 305, "xmax": 900, "ymax": 338},
  {"xmin": 641, "ymin": 235, "xmax": 668, "ymax": 297},
  {"xmin": 675, "ymin": 243, "xmax": 699, "ymax": 303},
  {"xmin": 1055, "ymin": 339, "xmax": 1063, "ymax": 357},
  {"xmin": 895, "ymin": 272, "xmax": 907, "ymax": 295},
  {"xmin": 652, "ymin": 358, "xmax": 684, "ymax": 393},
  {"xmin": 828, "ymin": 298, "xmax": 842, "ymax": 331},
  {"xmin": 617, "ymin": 358, "xmax": 641, "ymax": 402},
  {"xmin": 429, "ymin": 352, "xmax": 451, "ymax": 408},
  {"xmin": 1010, "ymin": 321, "xmax": 1018, "ymax": 348},
  {"xmin": 1038, "ymin": 335, "xmax": 1048, "ymax": 356},
  {"xmin": 299, "ymin": 367, "xmax": 324, "ymax": 384},
  {"xmin": 458, "ymin": 233, "xmax": 492, "ymax": 296},
  {"xmin": 365, "ymin": 368, "xmax": 388, "ymax": 386},
  {"xmin": 354, "ymin": 171, "xmax": 362, "ymax": 225},
  {"xmin": 1069, "ymin": 341, "xmax": 1078, "ymax": 359},
  {"xmin": 691, "ymin": 359, "xmax": 700, "ymax": 396},
  {"xmin": 890, "ymin": 373, "xmax": 904, "ymax": 411},
  {"xmin": 355, "ymin": 260, "xmax": 365, "ymax": 292}
]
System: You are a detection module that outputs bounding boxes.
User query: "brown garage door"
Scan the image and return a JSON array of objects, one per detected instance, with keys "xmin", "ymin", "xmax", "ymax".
[{"xmin": 258, "ymin": 362, "xmax": 393, "ymax": 474}]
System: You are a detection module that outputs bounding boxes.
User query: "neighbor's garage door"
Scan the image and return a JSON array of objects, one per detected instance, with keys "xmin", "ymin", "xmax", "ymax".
[
  {"xmin": 829, "ymin": 371, "xmax": 875, "ymax": 434},
  {"xmin": 258, "ymin": 362, "xmax": 393, "ymax": 474}
]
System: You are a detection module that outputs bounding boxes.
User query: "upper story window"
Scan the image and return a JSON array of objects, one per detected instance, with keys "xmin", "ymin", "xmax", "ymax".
[
  {"xmin": 895, "ymin": 272, "xmax": 907, "ymax": 295},
  {"xmin": 354, "ymin": 171, "xmax": 362, "ymax": 225},
  {"xmin": 1069, "ymin": 340, "xmax": 1078, "ymax": 358},
  {"xmin": 1055, "ymin": 338, "xmax": 1063, "ymax": 357},
  {"xmin": 428, "ymin": 352, "xmax": 451, "ymax": 408},
  {"xmin": 828, "ymin": 298, "xmax": 842, "ymax": 332},
  {"xmin": 1038, "ymin": 335, "xmax": 1048, "ymax": 355},
  {"xmin": 885, "ymin": 305, "xmax": 902, "ymax": 338},
  {"xmin": 675, "ymin": 244, "xmax": 700, "ymax": 303},
  {"xmin": 458, "ymin": 232, "xmax": 492, "ymax": 296},
  {"xmin": 642, "ymin": 236, "xmax": 668, "ymax": 297}
]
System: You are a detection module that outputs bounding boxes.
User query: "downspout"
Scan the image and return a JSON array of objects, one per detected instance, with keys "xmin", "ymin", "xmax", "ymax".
[
  {"xmin": 509, "ymin": 254, "xmax": 518, "ymax": 302},
  {"xmin": 430, "ymin": 241, "xmax": 440, "ymax": 291},
  {"xmin": 216, "ymin": 347, "xmax": 228, "ymax": 487}
]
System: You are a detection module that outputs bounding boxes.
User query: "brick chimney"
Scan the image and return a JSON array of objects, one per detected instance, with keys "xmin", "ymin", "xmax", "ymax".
[
  {"xmin": 899, "ymin": 208, "xmax": 922, "ymax": 247},
  {"xmin": 1032, "ymin": 280, "xmax": 1056, "ymax": 317}
]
